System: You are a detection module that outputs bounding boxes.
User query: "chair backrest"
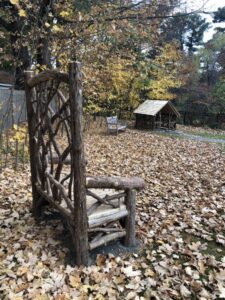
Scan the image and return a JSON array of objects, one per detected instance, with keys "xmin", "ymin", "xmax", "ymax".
[
  {"xmin": 25, "ymin": 63, "xmax": 89, "ymax": 265},
  {"xmin": 106, "ymin": 116, "xmax": 118, "ymax": 125}
]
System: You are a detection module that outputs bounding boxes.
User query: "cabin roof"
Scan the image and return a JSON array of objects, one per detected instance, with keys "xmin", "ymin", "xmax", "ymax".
[{"xmin": 134, "ymin": 100, "xmax": 180, "ymax": 117}]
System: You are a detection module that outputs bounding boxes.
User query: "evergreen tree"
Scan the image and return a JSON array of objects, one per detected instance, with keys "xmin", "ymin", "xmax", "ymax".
[
  {"xmin": 161, "ymin": 13, "xmax": 209, "ymax": 52},
  {"xmin": 213, "ymin": 6, "xmax": 225, "ymax": 32},
  {"xmin": 214, "ymin": 6, "xmax": 225, "ymax": 23}
]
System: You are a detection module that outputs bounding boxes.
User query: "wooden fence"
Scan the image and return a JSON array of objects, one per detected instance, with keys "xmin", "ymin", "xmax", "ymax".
[
  {"xmin": 0, "ymin": 87, "xmax": 28, "ymax": 171},
  {"xmin": 0, "ymin": 88, "xmax": 26, "ymax": 129},
  {"xmin": 0, "ymin": 115, "xmax": 107, "ymax": 172},
  {"xmin": 83, "ymin": 115, "xmax": 106, "ymax": 132},
  {"xmin": 0, "ymin": 126, "xmax": 29, "ymax": 171}
]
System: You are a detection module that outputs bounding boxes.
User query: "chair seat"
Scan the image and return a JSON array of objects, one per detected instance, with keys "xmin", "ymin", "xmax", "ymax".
[
  {"xmin": 88, "ymin": 205, "xmax": 128, "ymax": 227},
  {"xmin": 106, "ymin": 116, "xmax": 127, "ymax": 134},
  {"xmin": 87, "ymin": 189, "xmax": 128, "ymax": 228},
  {"xmin": 118, "ymin": 125, "xmax": 126, "ymax": 131},
  {"xmin": 108, "ymin": 124, "xmax": 118, "ymax": 130}
]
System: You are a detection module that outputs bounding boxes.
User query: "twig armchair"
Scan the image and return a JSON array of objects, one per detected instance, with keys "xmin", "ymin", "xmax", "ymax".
[{"xmin": 24, "ymin": 62, "xmax": 144, "ymax": 266}]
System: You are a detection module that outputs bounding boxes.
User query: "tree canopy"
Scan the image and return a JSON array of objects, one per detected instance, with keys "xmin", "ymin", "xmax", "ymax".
[{"xmin": 0, "ymin": 1, "xmax": 224, "ymax": 115}]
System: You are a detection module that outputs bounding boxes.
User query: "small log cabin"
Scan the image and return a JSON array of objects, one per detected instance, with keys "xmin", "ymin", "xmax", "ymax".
[{"xmin": 134, "ymin": 100, "xmax": 180, "ymax": 130}]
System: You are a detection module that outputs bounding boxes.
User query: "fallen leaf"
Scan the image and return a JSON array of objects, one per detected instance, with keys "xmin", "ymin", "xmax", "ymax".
[
  {"xmin": 121, "ymin": 266, "xmax": 141, "ymax": 277},
  {"xmin": 68, "ymin": 274, "xmax": 81, "ymax": 288},
  {"xmin": 180, "ymin": 285, "xmax": 191, "ymax": 297}
]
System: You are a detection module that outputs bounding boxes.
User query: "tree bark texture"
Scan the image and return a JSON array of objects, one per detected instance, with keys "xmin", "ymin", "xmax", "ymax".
[
  {"xmin": 124, "ymin": 189, "xmax": 136, "ymax": 247},
  {"xmin": 86, "ymin": 176, "xmax": 145, "ymax": 190},
  {"xmin": 24, "ymin": 70, "xmax": 42, "ymax": 217},
  {"xmin": 69, "ymin": 62, "xmax": 89, "ymax": 266},
  {"xmin": 27, "ymin": 70, "xmax": 69, "ymax": 88}
]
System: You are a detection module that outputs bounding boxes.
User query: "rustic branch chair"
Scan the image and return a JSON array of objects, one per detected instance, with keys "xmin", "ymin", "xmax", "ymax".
[
  {"xmin": 24, "ymin": 63, "xmax": 144, "ymax": 266},
  {"xmin": 106, "ymin": 116, "xmax": 127, "ymax": 134}
]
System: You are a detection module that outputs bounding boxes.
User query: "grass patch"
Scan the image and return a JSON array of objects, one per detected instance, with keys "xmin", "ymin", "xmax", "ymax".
[
  {"xmin": 183, "ymin": 130, "xmax": 225, "ymax": 141},
  {"xmin": 181, "ymin": 232, "xmax": 225, "ymax": 261},
  {"xmin": 154, "ymin": 129, "xmax": 225, "ymax": 145}
]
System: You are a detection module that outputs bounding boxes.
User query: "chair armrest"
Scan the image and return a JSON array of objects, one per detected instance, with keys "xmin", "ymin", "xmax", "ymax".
[
  {"xmin": 120, "ymin": 120, "xmax": 127, "ymax": 126},
  {"xmin": 86, "ymin": 176, "xmax": 145, "ymax": 191},
  {"xmin": 107, "ymin": 122, "xmax": 118, "ymax": 127}
]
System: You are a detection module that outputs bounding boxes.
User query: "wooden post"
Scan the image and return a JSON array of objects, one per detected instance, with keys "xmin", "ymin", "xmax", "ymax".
[
  {"xmin": 152, "ymin": 116, "xmax": 155, "ymax": 130},
  {"xmin": 69, "ymin": 62, "xmax": 89, "ymax": 266},
  {"xmin": 124, "ymin": 189, "xmax": 136, "ymax": 247},
  {"xmin": 5, "ymin": 130, "xmax": 9, "ymax": 168},
  {"xmin": 15, "ymin": 140, "xmax": 19, "ymax": 170},
  {"xmin": 24, "ymin": 70, "xmax": 42, "ymax": 217}
]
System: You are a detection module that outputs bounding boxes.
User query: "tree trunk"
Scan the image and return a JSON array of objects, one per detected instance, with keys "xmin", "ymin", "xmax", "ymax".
[
  {"xmin": 10, "ymin": 22, "xmax": 31, "ymax": 88},
  {"xmin": 36, "ymin": 36, "xmax": 51, "ymax": 69},
  {"xmin": 24, "ymin": 70, "xmax": 42, "ymax": 217}
]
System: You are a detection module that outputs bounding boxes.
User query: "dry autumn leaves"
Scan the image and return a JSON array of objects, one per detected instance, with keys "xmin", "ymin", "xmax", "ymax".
[{"xmin": 0, "ymin": 129, "xmax": 225, "ymax": 299}]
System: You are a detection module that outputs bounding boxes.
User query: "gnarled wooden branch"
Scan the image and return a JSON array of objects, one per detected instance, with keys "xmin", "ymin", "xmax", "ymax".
[
  {"xmin": 36, "ymin": 184, "xmax": 72, "ymax": 223},
  {"xmin": 50, "ymin": 155, "xmax": 88, "ymax": 166},
  {"xmin": 104, "ymin": 192, "xmax": 125, "ymax": 206},
  {"xmin": 27, "ymin": 70, "xmax": 69, "ymax": 88},
  {"xmin": 88, "ymin": 210, "xmax": 128, "ymax": 228},
  {"xmin": 87, "ymin": 202, "xmax": 101, "ymax": 217},
  {"xmin": 87, "ymin": 189, "xmax": 116, "ymax": 208},
  {"xmin": 88, "ymin": 227, "xmax": 124, "ymax": 233},
  {"xmin": 45, "ymin": 172, "xmax": 73, "ymax": 211},
  {"xmin": 89, "ymin": 232, "xmax": 126, "ymax": 250},
  {"xmin": 87, "ymin": 190, "xmax": 125, "ymax": 208},
  {"xmin": 86, "ymin": 176, "xmax": 145, "ymax": 190}
]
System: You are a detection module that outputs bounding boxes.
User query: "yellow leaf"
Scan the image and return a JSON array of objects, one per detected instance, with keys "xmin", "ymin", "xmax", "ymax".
[
  {"xmin": 17, "ymin": 266, "xmax": 28, "ymax": 276},
  {"xmin": 36, "ymin": 261, "xmax": 43, "ymax": 269},
  {"xmin": 45, "ymin": 22, "xmax": 51, "ymax": 28},
  {"xmin": 94, "ymin": 294, "xmax": 106, "ymax": 300},
  {"xmin": 18, "ymin": 9, "xmax": 26, "ymax": 17},
  {"xmin": 33, "ymin": 295, "xmax": 50, "ymax": 300},
  {"xmin": 14, "ymin": 132, "xmax": 21, "ymax": 141},
  {"xmin": 59, "ymin": 11, "xmax": 69, "ymax": 17},
  {"xmin": 80, "ymin": 285, "xmax": 92, "ymax": 293},
  {"xmin": 52, "ymin": 25, "xmax": 62, "ymax": 32},
  {"xmin": 9, "ymin": 0, "xmax": 19, "ymax": 5}
]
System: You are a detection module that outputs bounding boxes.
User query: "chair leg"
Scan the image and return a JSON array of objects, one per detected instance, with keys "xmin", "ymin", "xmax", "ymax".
[{"xmin": 124, "ymin": 189, "xmax": 136, "ymax": 247}]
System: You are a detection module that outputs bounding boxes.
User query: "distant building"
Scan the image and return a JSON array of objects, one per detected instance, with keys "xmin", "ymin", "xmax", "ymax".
[{"xmin": 134, "ymin": 100, "xmax": 180, "ymax": 130}]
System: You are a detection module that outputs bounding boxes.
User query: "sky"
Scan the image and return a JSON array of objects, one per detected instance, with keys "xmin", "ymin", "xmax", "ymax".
[{"xmin": 191, "ymin": 0, "xmax": 225, "ymax": 41}]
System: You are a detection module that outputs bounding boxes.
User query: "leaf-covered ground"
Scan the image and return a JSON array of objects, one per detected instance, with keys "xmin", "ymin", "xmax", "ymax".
[{"xmin": 1, "ymin": 129, "xmax": 225, "ymax": 299}]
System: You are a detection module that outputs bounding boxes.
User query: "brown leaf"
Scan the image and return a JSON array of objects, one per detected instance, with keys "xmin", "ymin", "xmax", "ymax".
[
  {"xmin": 96, "ymin": 254, "xmax": 106, "ymax": 266},
  {"xmin": 68, "ymin": 274, "xmax": 81, "ymax": 288}
]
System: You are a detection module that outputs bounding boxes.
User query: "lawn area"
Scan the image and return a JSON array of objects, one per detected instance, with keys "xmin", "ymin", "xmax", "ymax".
[
  {"xmin": 1, "ymin": 129, "xmax": 225, "ymax": 299},
  {"xmin": 177, "ymin": 125, "xmax": 225, "ymax": 140}
]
